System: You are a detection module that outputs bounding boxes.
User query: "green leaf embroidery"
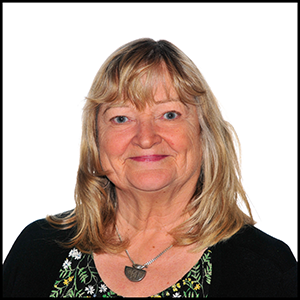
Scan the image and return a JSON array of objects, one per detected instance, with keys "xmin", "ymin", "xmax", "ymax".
[{"xmin": 50, "ymin": 247, "xmax": 213, "ymax": 298}]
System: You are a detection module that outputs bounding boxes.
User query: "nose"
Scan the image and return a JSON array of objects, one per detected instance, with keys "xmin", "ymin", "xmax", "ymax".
[{"xmin": 132, "ymin": 120, "xmax": 162, "ymax": 149}]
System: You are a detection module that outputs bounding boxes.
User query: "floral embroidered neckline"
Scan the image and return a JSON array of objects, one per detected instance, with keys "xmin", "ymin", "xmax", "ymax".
[{"xmin": 49, "ymin": 247, "xmax": 212, "ymax": 298}]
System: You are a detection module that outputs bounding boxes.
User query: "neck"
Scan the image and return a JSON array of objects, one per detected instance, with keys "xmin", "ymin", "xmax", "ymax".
[{"xmin": 115, "ymin": 185, "xmax": 194, "ymax": 238}]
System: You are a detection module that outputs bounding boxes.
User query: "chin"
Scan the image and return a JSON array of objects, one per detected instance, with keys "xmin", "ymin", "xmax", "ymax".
[{"xmin": 127, "ymin": 170, "xmax": 175, "ymax": 192}]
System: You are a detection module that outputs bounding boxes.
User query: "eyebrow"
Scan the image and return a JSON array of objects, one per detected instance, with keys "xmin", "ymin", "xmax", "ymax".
[
  {"xmin": 155, "ymin": 98, "xmax": 180, "ymax": 104},
  {"xmin": 102, "ymin": 104, "xmax": 130, "ymax": 115},
  {"xmin": 102, "ymin": 98, "xmax": 182, "ymax": 115}
]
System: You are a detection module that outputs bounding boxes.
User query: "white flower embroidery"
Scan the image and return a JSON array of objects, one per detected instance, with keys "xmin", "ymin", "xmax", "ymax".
[
  {"xmin": 69, "ymin": 248, "xmax": 76, "ymax": 257},
  {"xmin": 173, "ymin": 292, "xmax": 181, "ymax": 298},
  {"xmin": 85, "ymin": 285, "xmax": 95, "ymax": 295},
  {"xmin": 62, "ymin": 258, "xmax": 71, "ymax": 269},
  {"xmin": 68, "ymin": 248, "xmax": 82, "ymax": 260},
  {"xmin": 99, "ymin": 283, "xmax": 108, "ymax": 293}
]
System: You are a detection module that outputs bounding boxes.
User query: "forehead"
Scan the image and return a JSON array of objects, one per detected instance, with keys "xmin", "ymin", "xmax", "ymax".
[
  {"xmin": 101, "ymin": 76, "xmax": 182, "ymax": 112},
  {"xmin": 98, "ymin": 62, "xmax": 198, "ymax": 115}
]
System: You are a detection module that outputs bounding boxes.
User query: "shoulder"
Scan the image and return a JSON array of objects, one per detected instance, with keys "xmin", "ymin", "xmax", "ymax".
[
  {"xmin": 5, "ymin": 211, "xmax": 75, "ymax": 258},
  {"xmin": 209, "ymin": 225, "xmax": 297, "ymax": 297},
  {"xmin": 222, "ymin": 225, "xmax": 296, "ymax": 271},
  {"xmin": 3, "ymin": 211, "xmax": 75, "ymax": 297},
  {"xmin": 17, "ymin": 210, "xmax": 75, "ymax": 243}
]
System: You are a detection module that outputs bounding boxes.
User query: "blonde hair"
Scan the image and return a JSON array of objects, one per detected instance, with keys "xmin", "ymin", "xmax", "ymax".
[{"xmin": 47, "ymin": 38, "xmax": 255, "ymax": 254}]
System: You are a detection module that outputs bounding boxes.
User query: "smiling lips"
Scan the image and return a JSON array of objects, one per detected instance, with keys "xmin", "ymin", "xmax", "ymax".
[{"xmin": 129, "ymin": 155, "xmax": 169, "ymax": 162}]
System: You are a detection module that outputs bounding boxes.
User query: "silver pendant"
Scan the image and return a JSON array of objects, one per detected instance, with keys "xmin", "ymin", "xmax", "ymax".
[{"xmin": 124, "ymin": 264, "xmax": 146, "ymax": 282}]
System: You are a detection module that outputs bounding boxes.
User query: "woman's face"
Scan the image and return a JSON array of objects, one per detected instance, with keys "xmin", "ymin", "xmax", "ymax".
[{"xmin": 97, "ymin": 81, "xmax": 202, "ymax": 194}]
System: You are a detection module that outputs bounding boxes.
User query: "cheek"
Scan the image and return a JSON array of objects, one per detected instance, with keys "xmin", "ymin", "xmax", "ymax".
[
  {"xmin": 99, "ymin": 131, "xmax": 130, "ymax": 161},
  {"xmin": 168, "ymin": 126, "xmax": 200, "ymax": 152},
  {"xmin": 189, "ymin": 129, "xmax": 202, "ymax": 158}
]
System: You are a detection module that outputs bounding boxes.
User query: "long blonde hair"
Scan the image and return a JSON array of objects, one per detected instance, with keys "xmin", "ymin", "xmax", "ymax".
[{"xmin": 47, "ymin": 38, "xmax": 255, "ymax": 254}]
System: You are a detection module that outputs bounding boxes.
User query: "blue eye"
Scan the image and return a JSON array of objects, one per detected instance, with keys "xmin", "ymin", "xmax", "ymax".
[
  {"xmin": 112, "ymin": 116, "xmax": 129, "ymax": 124},
  {"xmin": 163, "ymin": 111, "xmax": 179, "ymax": 120}
]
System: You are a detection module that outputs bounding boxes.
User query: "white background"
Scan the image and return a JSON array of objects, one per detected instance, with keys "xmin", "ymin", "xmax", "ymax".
[{"xmin": 3, "ymin": 3, "xmax": 297, "ymax": 262}]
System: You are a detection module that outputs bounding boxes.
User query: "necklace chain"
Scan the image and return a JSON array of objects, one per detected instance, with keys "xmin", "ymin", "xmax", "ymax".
[{"xmin": 115, "ymin": 225, "xmax": 173, "ymax": 270}]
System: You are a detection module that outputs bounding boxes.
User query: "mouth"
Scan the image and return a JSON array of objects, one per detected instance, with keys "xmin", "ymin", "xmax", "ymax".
[{"xmin": 129, "ymin": 155, "xmax": 169, "ymax": 162}]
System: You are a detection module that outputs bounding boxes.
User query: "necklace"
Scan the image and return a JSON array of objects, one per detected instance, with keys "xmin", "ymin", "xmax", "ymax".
[{"xmin": 115, "ymin": 225, "xmax": 173, "ymax": 282}]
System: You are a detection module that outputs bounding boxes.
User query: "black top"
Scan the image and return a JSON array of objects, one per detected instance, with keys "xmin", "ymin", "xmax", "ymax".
[{"xmin": 3, "ymin": 216, "xmax": 298, "ymax": 297}]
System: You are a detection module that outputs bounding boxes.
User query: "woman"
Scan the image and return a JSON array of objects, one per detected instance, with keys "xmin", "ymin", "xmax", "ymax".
[{"xmin": 3, "ymin": 38, "xmax": 297, "ymax": 297}]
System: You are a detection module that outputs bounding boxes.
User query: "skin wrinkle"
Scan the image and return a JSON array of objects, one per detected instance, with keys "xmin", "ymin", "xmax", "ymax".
[
  {"xmin": 97, "ymin": 77, "xmax": 202, "ymax": 234},
  {"xmin": 99, "ymin": 106, "xmax": 200, "ymax": 194}
]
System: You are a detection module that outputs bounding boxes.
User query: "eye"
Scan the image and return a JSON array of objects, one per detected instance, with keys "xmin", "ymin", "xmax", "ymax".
[
  {"xmin": 111, "ymin": 116, "xmax": 129, "ymax": 124},
  {"xmin": 163, "ymin": 111, "xmax": 180, "ymax": 120}
]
